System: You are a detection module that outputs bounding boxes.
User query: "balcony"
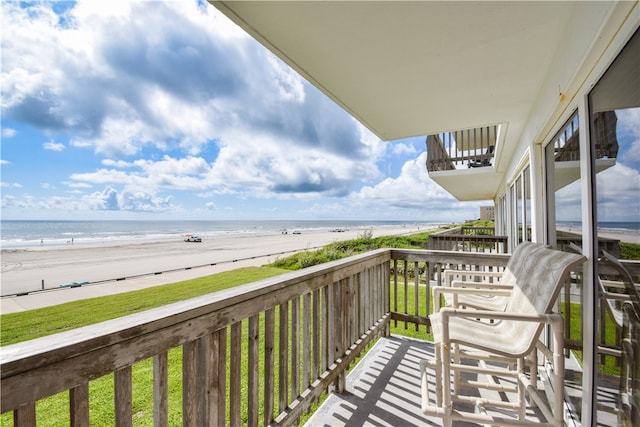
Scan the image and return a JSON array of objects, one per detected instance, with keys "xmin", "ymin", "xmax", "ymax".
[
  {"xmin": 425, "ymin": 125, "xmax": 504, "ymax": 201},
  {"xmin": 427, "ymin": 226, "xmax": 508, "ymax": 253},
  {"xmin": 2, "ymin": 245, "xmax": 637, "ymax": 426}
]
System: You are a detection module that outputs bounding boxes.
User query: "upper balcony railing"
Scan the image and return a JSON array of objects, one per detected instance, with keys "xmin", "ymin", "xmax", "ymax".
[
  {"xmin": 427, "ymin": 226, "xmax": 507, "ymax": 253},
  {"xmin": 426, "ymin": 125, "xmax": 498, "ymax": 172}
]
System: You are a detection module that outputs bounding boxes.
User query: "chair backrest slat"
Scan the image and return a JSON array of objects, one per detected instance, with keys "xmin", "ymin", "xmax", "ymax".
[{"xmin": 504, "ymin": 243, "xmax": 584, "ymax": 315}]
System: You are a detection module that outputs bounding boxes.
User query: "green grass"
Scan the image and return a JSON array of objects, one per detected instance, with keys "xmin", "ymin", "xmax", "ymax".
[
  {"xmin": 1, "ymin": 266, "xmax": 287, "ymax": 346},
  {"xmin": 269, "ymin": 231, "xmax": 432, "ymax": 270},
  {"xmin": 620, "ymin": 242, "xmax": 640, "ymax": 260},
  {"xmin": 560, "ymin": 300, "xmax": 624, "ymax": 376}
]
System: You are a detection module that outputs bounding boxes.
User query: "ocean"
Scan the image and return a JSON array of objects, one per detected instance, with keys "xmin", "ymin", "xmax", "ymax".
[
  {"xmin": 0, "ymin": 220, "xmax": 441, "ymax": 249},
  {"xmin": 558, "ymin": 221, "xmax": 640, "ymax": 233}
]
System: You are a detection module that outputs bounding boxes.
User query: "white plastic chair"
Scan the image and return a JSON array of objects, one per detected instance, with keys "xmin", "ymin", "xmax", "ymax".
[
  {"xmin": 421, "ymin": 242, "xmax": 585, "ymax": 426},
  {"xmin": 435, "ymin": 249, "xmax": 528, "ymax": 313}
]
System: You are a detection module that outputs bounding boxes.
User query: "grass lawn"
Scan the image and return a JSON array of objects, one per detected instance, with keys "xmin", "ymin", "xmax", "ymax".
[{"xmin": 1, "ymin": 267, "xmax": 287, "ymax": 346}]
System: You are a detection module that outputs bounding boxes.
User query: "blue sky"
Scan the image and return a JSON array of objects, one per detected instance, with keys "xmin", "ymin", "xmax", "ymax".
[{"xmin": 0, "ymin": 1, "xmax": 507, "ymax": 221}]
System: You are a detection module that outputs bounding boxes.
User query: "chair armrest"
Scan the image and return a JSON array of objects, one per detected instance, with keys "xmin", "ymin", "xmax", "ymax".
[
  {"xmin": 450, "ymin": 280, "xmax": 513, "ymax": 289},
  {"xmin": 433, "ymin": 286, "xmax": 511, "ymax": 312},
  {"xmin": 601, "ymin": 280, "xmax": 640, "ymax": 292},
  {"xmin": 444, "ymin": 269, "xmax": 503, "ymax": 287},
  {"xmin": 439, "ymin": 307, "xmax": 561, "ymax": 322},
  {"xmin": 436, "ymin": 308, "xmax": 564, "ymax": 348}
]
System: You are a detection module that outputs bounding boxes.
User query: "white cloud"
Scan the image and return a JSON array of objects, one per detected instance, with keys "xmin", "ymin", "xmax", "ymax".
[
  {"xmin": 0, "ymin": 181, "xmax": 22, "ymax": 188},
  {"xmin": 0, "ymin": 160, "xmax": 11, "ymax": 166},
  {"xmin": 79, "ymin": 185, "xmax": 176, "ymax": 213},
  {"xmin": 2, "ymin": 128, "xmax": 16, "ymax": 138},
  {"xmin": 391, "ymin": 142, "xmax": 418, "ymax": 156},
  {"xmin": 617, "ymin": 108, "xmax": 640, "ymax": 163},
  {"xmin": 2, "ymin": 0, "xmax": 382, "ymax": 200},
  {"xmin": 347, "ymin": 152, "xmax": 485, "ymax": 221},
  {"xmin": 71, "ymin": 155, "xmax": 213, "ymax": 192},
  {"xmin": 595, "ymin": 162, "xmax": 640, "ymax": 222},
  {"xmin": 43, "ymin": 141, "xmax": 65, "ymax": 151}
]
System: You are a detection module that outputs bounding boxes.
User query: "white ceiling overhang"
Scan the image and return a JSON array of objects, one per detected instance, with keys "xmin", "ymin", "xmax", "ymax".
[{"xmin": 211, "ymin": 1, "xmax": 576, "ymax": 142}]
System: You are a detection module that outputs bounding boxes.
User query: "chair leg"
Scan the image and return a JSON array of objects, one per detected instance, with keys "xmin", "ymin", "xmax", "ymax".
[
  {"xmin": 452, "ymin": 342, "xmax": 461, "ymax": 395},
  {"xmin": 517, "ymin": 357, "xmax": 526, "ymax": 420},
  {"xmin": 441, "ymin": 342, "xmax": 453, "ymax": 424},
  {"xmin": 551, "ymin": 318, "xmax": 565, "ymax": 427},
  {"xmin": 435, "ymin": 343, "xmax": 443, "ymax": 406}
]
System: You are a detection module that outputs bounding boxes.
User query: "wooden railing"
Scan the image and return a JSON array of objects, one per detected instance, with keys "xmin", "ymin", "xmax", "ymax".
[
  {"xmin": 425, "ymin": 125, "xmax": 497, "ymax": 172},
  {"xmin": 560, "ymin": 259, "xmax": 640, "ymax": 356},
  {"xmin": 1, "ymin": 248, "xmax": 515, "ymax": 427},
  {"xmin": 426, "ymin": 226, "xmax": 508, "ymax": 253}
]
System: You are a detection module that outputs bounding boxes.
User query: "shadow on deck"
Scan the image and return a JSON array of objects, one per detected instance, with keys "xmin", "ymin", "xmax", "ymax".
[
  {"xmin": 306, "ymin": 335, "xmax": 581, "ymax": 427},
  {"xmin": 306, "ymin": 335, "xmax": 439, "ymax": 426}
]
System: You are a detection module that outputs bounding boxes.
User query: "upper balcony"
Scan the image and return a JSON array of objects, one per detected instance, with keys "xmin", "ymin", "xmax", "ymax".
[
  {"xmin": 2, "ymin": 238, "xmax": 638, "ymax": 426},
  {"xmin": 425, "ymin": 125, "xmax": 505, "ymax": 201}
]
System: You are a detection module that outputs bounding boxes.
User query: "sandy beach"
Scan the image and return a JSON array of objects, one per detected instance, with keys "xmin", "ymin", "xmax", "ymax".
[
  {"xmin": 1, "ymin": 225, "xmax": 426, "ymax": 314},
  {"xmin": 2, "ymin": 224, "xmax": 637, "ymax": 315}
]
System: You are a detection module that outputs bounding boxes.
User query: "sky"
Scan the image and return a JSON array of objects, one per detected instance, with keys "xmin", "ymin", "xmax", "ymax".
[
  {"xmin": 4, "ymin": 1, "xmax": 635, "ymax": 224},
  {"xmin": 0, "ymin": 0, "xmax": 488, "ymax": 222}
]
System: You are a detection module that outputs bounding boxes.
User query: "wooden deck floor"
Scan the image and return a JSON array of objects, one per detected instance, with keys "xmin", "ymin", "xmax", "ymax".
[
  {"xmin": 304, "ymin": 335, "xmax": 591, "ymax": 427},
  {"xmin": 305, "ymin": 335, "xmax": 440, "ymax": 426}
]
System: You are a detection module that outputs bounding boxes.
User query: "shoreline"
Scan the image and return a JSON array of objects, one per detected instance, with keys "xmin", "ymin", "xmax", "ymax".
[
  {"xmin": 0, "ymin": 225, "xmax": 429, "ymax": 314},
  {"xmin": 557, "ymin": 227, "xmax": 640, "ymax": 245}
]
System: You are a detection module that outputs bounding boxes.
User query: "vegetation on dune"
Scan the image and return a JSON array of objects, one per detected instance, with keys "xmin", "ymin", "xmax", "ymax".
[
  {"xmin": 270, "ymin": 225, "xmax": 447, "ymax": 270},
  {"xmin": 620, "ymin": 241, "xmax": 640, "ymax": 260}
]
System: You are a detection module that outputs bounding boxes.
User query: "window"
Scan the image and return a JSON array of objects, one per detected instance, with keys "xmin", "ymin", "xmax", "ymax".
[
  {"xmin": 589, "ymin": 27, "xmax": 639, "ymax": 427},
  {"xmin": 545, "ymin": 111, "xmax": 581, "ymax": 250}
]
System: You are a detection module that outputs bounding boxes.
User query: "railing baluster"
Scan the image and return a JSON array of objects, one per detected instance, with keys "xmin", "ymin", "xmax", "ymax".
[
  {"xmin": 358, "ymin": 269, "xmax": 365, "ymax": 337},
  {"xmin": 348, "ymin": 275, "xmax": 355, "ymax": 343},
  {"xmin": 247, "ymin": 315, "xmax": 259, "ymax": 427},
  {"xmin": 426, "ymin": 261, "xmax": 433, "ymax": 319},
  {"xmin": 338, "ymin": 279, "xmax": 348, "ymax": 393},
  {"xmin": 323, "ymin": 285, "xmax": 331, "ymax": 377},
  {"xmin": 404, "ymin": 261, "xmax": 409, "ymax": 329},
  {"xmin": 212, "ymin": 328, "xmax": 227, "ymax": 427},
  {"xmin": 328, "ymin": 282, "xmax": 338, "ymax": 390},
  {"xmin": 363, "ymin": 267, "xmax": 369, "ymax": 333},
  {"xmin": 13, "ymin": 402, "xmax": 35, "ymax": 427},
  {"xmin": 264, "ymin": 308, "xmax": 275, "ymax": 425},
  {"xmin": 192, "ymin": 335, "xmax": 209, "ymax": 425},
  {"xmin": 291, "ymin": 296, "xmax": 300, "ymax": 399},
  {"xmin": 414, "ymin": 261, "xmax": 420, "ymax": 331},
  {"xmin": 303, "ymin": 293, "xmax": 311, "ymax": 389},
  {"xmin": 115, "ymin": 365, "xmax": 132, "ymax": 427},
  {"xmin": 153, "ymin": 353, "xmax": 168, "ymax": 427},
  {"xmin": 279, "ymin": 302, "xmax": 289, "ymax": 414},
  {"xmin": 312, "ymin": 288, "xmax": 320, "ymax": 381},
  {"xmin": 230, "ymin": 322, "xmax": 242, "ymax": 427},
  {"xmin": 393, "ymin": 259, "xmax": 398, "ymax": 327},
  {"xmin": 70, "ymin": 381, "xmax": 89, "ymax": 427},
  {"xmin": 182, "ymin": 342, "xmax": 197, "ymax": 427}
]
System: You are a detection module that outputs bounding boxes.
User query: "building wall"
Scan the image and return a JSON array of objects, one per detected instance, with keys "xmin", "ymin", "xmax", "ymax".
[{"xmin": 479, "ymin": 206, "xmax": 495, "ymax": 221}]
